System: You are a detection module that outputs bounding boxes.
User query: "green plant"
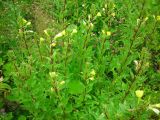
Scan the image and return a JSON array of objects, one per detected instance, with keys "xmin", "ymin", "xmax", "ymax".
[{"xmin": 0, "ymin": 0, "xmax": 160, "ymax": 119}]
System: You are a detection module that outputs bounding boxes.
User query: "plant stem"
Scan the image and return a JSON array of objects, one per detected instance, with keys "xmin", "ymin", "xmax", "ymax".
[
  {"xmin": 35, "ymin": 34, "xmax": 43, "ymax": 61},
  {"xmin": 112, "ymin": 1, "xmax": 145, "ymax": 84},
  {"xmin": 22, "ymin": 27, "xmax": 31, "ymax": 56},
  {"xmin": 121, "ymin": 57, "xmax": 144, "ymax": 103}
]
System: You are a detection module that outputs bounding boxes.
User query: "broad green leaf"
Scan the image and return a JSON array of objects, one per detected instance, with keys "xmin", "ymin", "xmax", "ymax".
[{"xmin": 68, "ymin": 80, "xmax": 85, "ymax": 94}]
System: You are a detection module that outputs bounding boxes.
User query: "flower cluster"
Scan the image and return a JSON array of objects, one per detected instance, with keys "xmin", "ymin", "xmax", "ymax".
[
  {"xmin": 89, "ymin": 69, "xmax": 96, "ymax": 81},
  {"xmin": 102, "ymin": 30, "xmax": 112, "ymax": 36},
  {"xmin": 49, "ymin": 72, "xmax": 57, "ymax": 79}
]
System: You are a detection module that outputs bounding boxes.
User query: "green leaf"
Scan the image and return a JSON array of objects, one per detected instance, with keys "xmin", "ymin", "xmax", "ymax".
[
  {"xmin": 68, "ymin": 80, "xmax": 85, "ymax": 94},
  {"xmin": 0, "ymin": 83, "xmax": 11, "ymax": 91},
  {"xmin": 18, "ymin": 115, "xmax": 26, "ymax": 120},
  {"xmin": 66, "ymin": 24, "xmax": 77, "ymax": 33},
  {"xmin": 0, "ymin": 58, "xmax": 3, "ymax": 66}
]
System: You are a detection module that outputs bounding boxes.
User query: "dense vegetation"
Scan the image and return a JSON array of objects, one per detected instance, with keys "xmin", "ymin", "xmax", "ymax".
[{"xmin": 0, "ymin": 0, "xmax": 160, "ymax": 119}]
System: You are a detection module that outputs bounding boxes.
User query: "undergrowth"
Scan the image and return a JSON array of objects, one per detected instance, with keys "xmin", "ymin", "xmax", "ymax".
[{"xmin": 0, "ymin": 0, "xmax": 160, "ymax": 119}]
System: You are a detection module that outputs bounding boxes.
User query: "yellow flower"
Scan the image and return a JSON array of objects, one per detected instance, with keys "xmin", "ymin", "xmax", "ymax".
[
  {"xmin": 50, "ymin": 87, "xmax": 54, "ymax": 92},
  {"xmin": 22, "ymin": 18, "xmax": 27, "ymax": 24},
  {"xmin": 60, "ymin": 81, "xmax": 65, "ymax": 85},
  {"xmin": 106, "ymin": 31, "xmax": 111, "ymax": 36},
  {"xmin": 54, "ymin": 30, "xmax": 66, "ymax": 40},
  {"xmin": 96, "ymin": 12, "xmax": 102, "ymax": 17},
  {"xmin": 102, "ymin": 30, "xmax": 105, "ymax": 34},
  {"xmin": 88, "ymin": 14, "xmax": 91, "ymax": 21},
  {"xmin": 105, "ymin": 4, "xmax": 107, "ymax": 8},
  {"xmin": 89, "ymin": 77, "xmax": 94, "ymax": 81},
  {"xmin": 71, "ymin": 29, "xmax": 77, "ymax": 35},
  {"xmin": 111, "ymin": 13, "xmax": 115, "ymax": 17},
  {"xmin": 144, "ymin": 17, "xmax": 148, "ymax": 22},
  {"xmin": 40, "ymin": 37, "xmax": 45, "ymax": 43},
  {"xmin": 62, "ymin": 30, "xmax": 66, "ymax": 35},
  {"xmin": 49, "ymin": 72, "xmax": 57, "ymax": 78},
  {"xmin": 113, "ymin": 3, "xmax": 116, "ymax": 8},
  {"xmin": 135, "ymin": 90, "xmax": 144, "ymax": 98},
  {"xmin": 151, "ymin": 103, "xmax": 160, "ymax": 108},
  {"xmin": 134, "ymin": 60, "xmax": 141, "ymax": 71},
  {"xmin": 51, "ymin": 42, "xmax": 56, "ymax": 47},
  {"xmin": 90, "ymin": 69, "xmax": 96, "ymax": 76},
  {"xmin": 44, "ymin": 29, "xmax": 49, "ymax": 36},
  {"xmin": 26, "ymin": 21, "xmax": 31, "ymax": 26},
  {"xmin": 89, "ymin": 23, "xmax": 94, "ymax": 28},
  {"xmin": 157, "ymin": 16, "xmax": 160, "ymax": 21}
]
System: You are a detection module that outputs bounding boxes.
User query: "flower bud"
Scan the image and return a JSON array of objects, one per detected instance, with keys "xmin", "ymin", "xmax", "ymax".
[
  {"xmin": 60, "ymin": 81, "xmax": 65, "ymax": 85},
  {"xmin": 40, "ymin": 37, "xmax": 45, "ymax": 44},
  {"xmin": 144, "ymin": 17, "xmax": 148, "ymax": 22},
  {"xmin": 71, "ymin": 29, "xmax": 77, "ymax": 35},
  {"xmin": 135, "ymin": 90, "xmax": 144, "ymax": 98},
  {"xmin": 49, "ymin": 72, "xmax": 57, "ymax": 78},
  {"xmin": 157, "ymin": 16, "xmax": 160, "ymax": 21},
  {"xmin": 102, "ymin": 30, "xmax": 105, "ymax": 34},
  {"xmin": 26, "ymin": 21, "xmax": 31, "ymax": 26},
  {"xmin": 54, "ymin": 30, "xmax": 66, "ymax": 40},
  {"xmin": 106, "ymin": 31, "xmax": 111, "ymax": 36},
  {"xmin": 96, "ymin": 12, "xmax": 102, "ymax": 17},
  {"xmin": 44, "ymin": 30, "xmax": 49, "ymax": 36},
  {"xmin": 51, "ymin": 42, "xmax": 56, "ymax": 47},
  {"xmin": 89, "ymin": 77, "xmax": 94, "ymax": 81},
  {"xmin": 90, "ymin": 69, "xmax": 96, "ymax": 76},
  {"xmin": 89, "ymin": 23, "xmax": 94, "ymax": 29},
  {"xmin": 111, "ymin": 13, "xmax": 115, "ymax": 17}
]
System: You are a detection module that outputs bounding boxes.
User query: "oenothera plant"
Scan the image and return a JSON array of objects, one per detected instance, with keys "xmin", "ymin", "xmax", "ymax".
[{"xmin": 2, "ymin": 0, "xmax": 160, "ymax": 119}]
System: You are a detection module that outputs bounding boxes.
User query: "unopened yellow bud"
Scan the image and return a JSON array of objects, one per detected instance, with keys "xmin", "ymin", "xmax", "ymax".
[
  {"xmin": 155, "ymin": 104, "xmax": 160, "ymax": 108},
  {"xmin": 26, "ymin": 21, "xmax": 31, "ymax": 26},
  {"xmin": 157, "ymin": 16, "xmax": 160, "ymax": 21},
  {"xmin": 40, "ymin": 37, "xmax": 45, "ymax": 44},
  {"xmin": 89, "ymin": 23, "xmax": 94, "ymax": 28},
  {"xmin": 102, "ymin": 30, "xmax": 105, "ymax": 34},
  {"xmin": 90, "ymin": 69, "xmax": 96, "ymax": 76},
  {"xmin": 72, "ymin": 29, "xmax": 77, "ymax": 34},
  {"xmin": 106, "ymin": 31, "xmax": 111, "ymax": 36},
  {"xmin": 49, "ymin": 72, "xmax": 57, "ymax": 78},
  {"xmin": 113, "ymin": 3, "xmax": 116, "ymax": 8},
  {"xmin": 111, "ymin": 13, "xmax": 115, "ymax": 17},
  {"xmin": 105, "ymin": 4, "xmax": 107, "ymax": 8},
  {"xmin": 60, "ymin": 81, "xmax": 65, "ymax": 85},
  {"xmin": 96, "ymin": 12, "xmax": 102, "ymax": 17},
  {"xmin": 51, "ymin": 87, "xmax": 54, "ymax": 92},
  {"xmin": 62, "ymin": 30, "xmax": 66, "ymax": 35},
  {"xmin": 51, "ymin": 42, "xmax": 56, "ymax": 47},
  {"xmin": 22, "ymin": 18, "xmax": 27, "ymax": 24},
  {"xmin": 89, "ymin": 77, "xmax": 94, "ymax": 81},
  {"xmin": 88, "ymin": 14, "xmax": 91, "ymax": 21},
  {"xmin": 151, "ymin": 103, "xmax": 160, "ymax": 108},
  {"xmin": 54, "ymin": 30, "xmax": 66, "ymax": 40},
  {"xmin": 44, "ymin": 30, "xmax": 49, "ymax": 36},
  {"xmin": 144, "ymin": 17, "xmax": 148, "ymax": 21}
]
